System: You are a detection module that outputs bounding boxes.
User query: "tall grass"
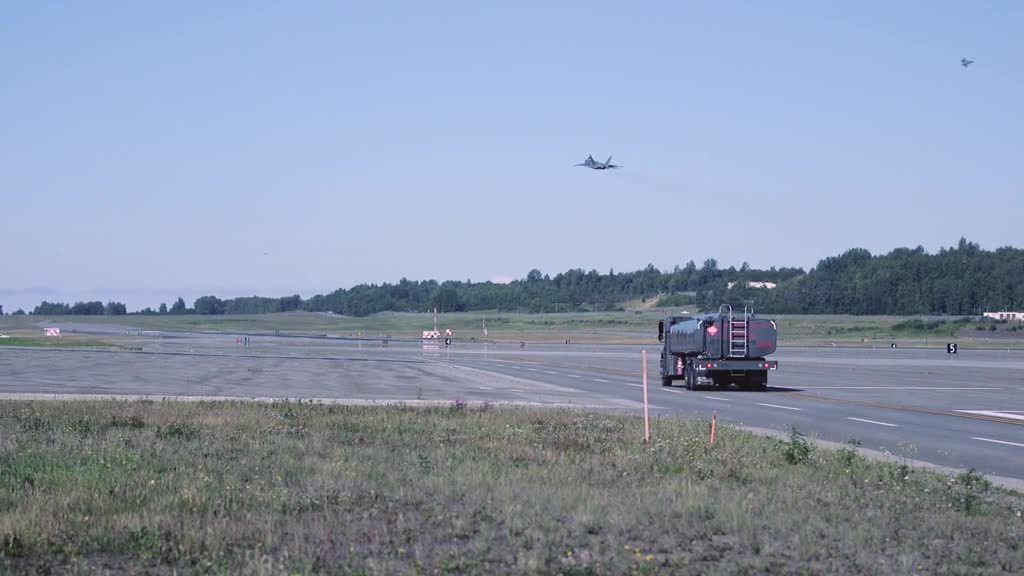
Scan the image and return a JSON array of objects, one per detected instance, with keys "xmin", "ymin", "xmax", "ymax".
[{"xmin": 1, "ymin": 401, "xmax": 1022, "ymax": 574}]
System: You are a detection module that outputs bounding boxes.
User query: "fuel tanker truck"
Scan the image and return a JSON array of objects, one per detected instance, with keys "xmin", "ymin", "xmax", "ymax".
[{"xmin": 658, "ymin": 305, "xmax": 778, "ymax": 391}]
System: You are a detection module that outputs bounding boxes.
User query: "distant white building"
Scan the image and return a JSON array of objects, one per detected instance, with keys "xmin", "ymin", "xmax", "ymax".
[
  {"xmin": 727, "ymin": 281, "xmax": 778, "ymax": 290},
  {"xmin": 983, "ymin": 311, "xmax": 1024, "ymax": 322}
]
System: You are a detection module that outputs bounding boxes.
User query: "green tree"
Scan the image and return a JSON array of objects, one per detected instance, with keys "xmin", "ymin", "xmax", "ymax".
[
  {"xmin": 158, "ymin": 303, "xmax": 168, "ymax": 314},
  {"xmin": 33, "ymin": 301, "xmax": 71, "ymax": 315},
  {"xmin": 431, "ymin": 286, "xmax": 463, "ymax": 313},
  {"xmin": 193, "ymin": 296, "xmax": 225, "ymax": 315},
  {"xmin": 170, "ymin": 297, "xmax": 187, "ymax": 314},
  {"xmin": 70, "ymin": 301, "xmax": 105, "ymax": 315},
  {"xmin": 13, "ymin": 309, "xmax": 26, "ymax": 316},
  {"xmin": 104, "ymin": 301, "xmax": 127, "ymax": 315}
]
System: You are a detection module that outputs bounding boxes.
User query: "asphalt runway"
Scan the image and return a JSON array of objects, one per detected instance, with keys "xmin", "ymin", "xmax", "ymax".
[{"xmin": 1, "ymin": 333, "xmax": 1022, "ymax": 481}]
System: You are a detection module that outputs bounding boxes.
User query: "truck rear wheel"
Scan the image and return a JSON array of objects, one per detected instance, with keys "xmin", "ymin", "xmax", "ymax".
[
  {"xmin": 684, "ymin": 365, "xmax": 695, "ymax": 390},
  {"xmin": 661, "ymin": 376, "xmax": 673, "ymax": 387}
]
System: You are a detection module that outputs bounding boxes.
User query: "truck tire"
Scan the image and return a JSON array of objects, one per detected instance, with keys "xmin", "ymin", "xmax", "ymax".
[
  {"xmin": 661, "ymin": 376, "xmax": 673, "ymax": 387},
  {"xmin": 684, "ymin": 365, "xmax": 695, "ymax": 391}
]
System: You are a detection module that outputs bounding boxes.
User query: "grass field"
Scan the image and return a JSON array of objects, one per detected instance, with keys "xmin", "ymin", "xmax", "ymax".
[
  {"xmin": 0, "ymin": 335, "xmax": 126, "ymax": 350},
  {"xmin": 0, "ymin": 310, "xmax": 661, "ymax": 340},
  {"xmin": 3, "ymin": 311, "xmax": 1023, "ymax": 348},
  {"xmin": 1, "ymin": 401, "xmax": 1022, "ymax": 574}
]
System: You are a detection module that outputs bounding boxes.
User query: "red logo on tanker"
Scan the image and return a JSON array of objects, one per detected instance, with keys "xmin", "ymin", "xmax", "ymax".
[{"xmin": 706, "ymin": 325, "xmax": 719, "ymax": 336}]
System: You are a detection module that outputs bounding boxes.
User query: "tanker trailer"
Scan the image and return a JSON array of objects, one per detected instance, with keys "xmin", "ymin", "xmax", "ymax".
[{"xmin": 657, "ymin": 305, "xmax": 778, "ymax": 391}]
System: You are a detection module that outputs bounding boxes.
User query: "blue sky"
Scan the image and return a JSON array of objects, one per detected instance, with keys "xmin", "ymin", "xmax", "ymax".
[{"xmin": 2, "ymin": 1, "xmax": 1022, "ymax": 311}]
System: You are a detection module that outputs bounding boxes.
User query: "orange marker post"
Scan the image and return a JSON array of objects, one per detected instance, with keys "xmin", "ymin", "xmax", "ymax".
[
  {"xmin": 709, "ymin": 411, "xmax": 717, "ymax": 445},
  {"xmin": 642, "ymin": 350, "xmax": 650, "ymax": 443}
]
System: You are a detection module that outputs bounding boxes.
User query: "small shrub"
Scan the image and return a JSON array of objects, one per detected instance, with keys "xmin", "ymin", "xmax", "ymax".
[
  {"xmin": 67, "ymin": 418, "xmax": 95, "ymax": 436},
  {"xmin": 417, "ymin": 454, "xmax": 432, "ymax": 472},
  {"xmin": 278, "ymin": 404, "xmax": 299, "ymax": 421},
  {"xmin": 0, "ymin": 533, "xmax": 27, "ymax": 557},
  {"xmin": 989, "ymin": 325, "xmax": 998, "ymax": 332},
  {"xmin": 109, "ymin": 415, "xmax": 146, "ymax": 429},
  {"xmin": 20, "ymin": 415, "xmax": 49, "ymax": 433},
  {"xmin": 893, "ymin": 319, "xmax": 946, "ymax": 332},
  {"xmin": 948, "ymin": 468, "xmax": 992, "ymax": 514},
  {"xmin": 781, "ymin": 426, "xmax": 812, "ymax": 465},
  {"xmin": 836, "ymin": 439, "xmax": 861, "ymax": 469},
  {"xmin": 695, "ymin": 463, "xmax": 716, "ymax": 480},
  {"xmin": 156, "ymin": 422, "xmax": 199, "ymax": 440}
]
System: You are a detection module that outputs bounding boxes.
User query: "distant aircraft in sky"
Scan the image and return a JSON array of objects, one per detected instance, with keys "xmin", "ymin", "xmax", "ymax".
[
  {"xmin": 961, "ymin": 58, "xmax": 974, "ymax": 68},
  {"xmin": 575, "ymin": 155, "xmax": 621, "ymax": 170}
]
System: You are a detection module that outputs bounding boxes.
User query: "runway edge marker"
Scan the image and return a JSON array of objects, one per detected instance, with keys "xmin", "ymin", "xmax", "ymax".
[{"xmin": 642, "ymin": 350, "xmax": 650, "ymax": 443}]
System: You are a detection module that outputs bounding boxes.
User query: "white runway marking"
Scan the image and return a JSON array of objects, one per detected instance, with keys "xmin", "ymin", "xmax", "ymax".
[
  {"xmin": 624, "ymin": 383, "xmax": 642, "ymax": 388},
  {"xmin": 705, "ymin": 396, "xmax": 731, "ymax": 401},
  {"xmin": 568, "ymin": 374, "xmax": 581, "ymax": 378},
  {"xmin": 757, "ymin": 403, "xmax": 803, "ymax": 411},
  {"xmin": 847, "ymin": 417, "xmax": 899, "ymax": 427},
  {"xmin": 594, "ymin": 378, "xmax": 610, "ymax": 383},
  {"xmin": 543, "ymin": 370, "xmax": 558, "ymax": 375},
  {"xmin": 957, "ymin": 410, "xmax": 1024, "ymax": 421},
  {"xmin": 478, "ymin": 386, "xmax": 493, "ymax": 390},
  {"xmin": 495, "ymin": 364, "xmax": 507, "ymax": 368},
  {"xmin": 972, "ymin": 437, "xmax": 1024, "ymax": 448},
  {"xmin": 802, "ymin": 386, "xmax": 1004, "ymax": 390}
]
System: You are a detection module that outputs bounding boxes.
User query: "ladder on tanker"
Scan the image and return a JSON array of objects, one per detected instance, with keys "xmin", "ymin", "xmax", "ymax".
[{"xmin": 721, "ymin": 304, "xmax": 752, "ymax": 358}]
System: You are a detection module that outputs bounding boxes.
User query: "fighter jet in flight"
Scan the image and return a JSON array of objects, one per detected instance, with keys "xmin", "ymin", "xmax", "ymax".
[
  {"xmin": 961, "ymin": 58, "xmax": 974, "ymax": 68},
  {"xmin": 575, "ymin": 155, "xmax": 621, "ymax": 170}
]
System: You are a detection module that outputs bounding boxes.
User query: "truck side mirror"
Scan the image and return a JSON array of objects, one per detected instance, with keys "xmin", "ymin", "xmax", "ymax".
[{"xmin": 657, "ymin": 320, "xmax": 664, "ymax": 342}]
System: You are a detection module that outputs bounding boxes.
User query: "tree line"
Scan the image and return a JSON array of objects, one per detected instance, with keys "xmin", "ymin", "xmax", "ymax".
[
  {"xmin": 29, "ymin": 301, "xmax": 128, "ymax": 316},
  {"xmin": 717, "ymin": 239, "xmax": 1024, "ymax": 316},
  {"xmin": 8, "ymin": 239, "xmax": 1023, "ymax": 317},
  {"xmin": 10, "ymin": 261, "xmax": 803, "ymax": 317}
]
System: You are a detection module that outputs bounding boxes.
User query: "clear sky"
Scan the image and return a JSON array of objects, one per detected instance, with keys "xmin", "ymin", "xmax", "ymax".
[{"xmin": 2, "ymin": 1, "xmax": 1022, "ymax": 312}]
